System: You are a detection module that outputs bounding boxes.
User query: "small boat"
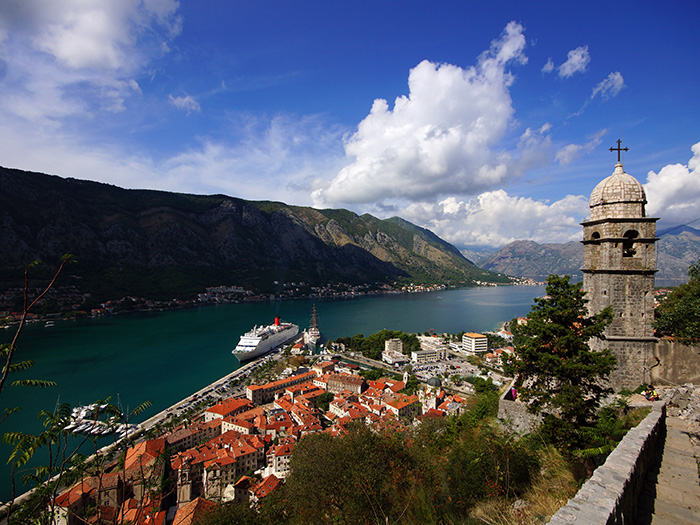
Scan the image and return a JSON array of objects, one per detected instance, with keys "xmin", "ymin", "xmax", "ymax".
[
  {"xmin": 73, "ymin": 422, "xmax": 91, "ymax": 433},
  {"xmin": 90, "ymin": 422, "xmax": 106, "ymax": 435}
]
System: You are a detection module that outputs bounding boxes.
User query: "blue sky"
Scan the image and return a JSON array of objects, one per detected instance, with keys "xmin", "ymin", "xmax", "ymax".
[{"xmin": 1, "ymin": 1, "xmax": 699, "ymax": 248}]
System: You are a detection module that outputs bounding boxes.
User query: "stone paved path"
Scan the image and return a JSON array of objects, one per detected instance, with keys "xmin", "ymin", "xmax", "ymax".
[{"xmin": 636, "ymin": 416, "xmax": 700, "ymax": 524}]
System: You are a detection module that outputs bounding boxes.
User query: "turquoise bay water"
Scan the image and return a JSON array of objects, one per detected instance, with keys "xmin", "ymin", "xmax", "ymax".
[{"xmin": 0, "ymin": 285, "xmax": 544, "ymax": 498}]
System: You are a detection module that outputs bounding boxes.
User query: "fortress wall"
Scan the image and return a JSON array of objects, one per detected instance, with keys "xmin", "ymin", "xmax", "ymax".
[
  {"xmin": 651, "ymin": 338, "xmax": 700, "ymax": 386},
  {"xmin": 547, "ymin": 404, "xmax": 665, "ymax": 525},
  {"xmin": 497, "ymin": 381, "xmax": 542, "ymax": 434}
]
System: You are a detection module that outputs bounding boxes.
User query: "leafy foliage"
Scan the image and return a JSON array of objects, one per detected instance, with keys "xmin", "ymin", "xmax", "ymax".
[
  {"xmin": 655, "ymin": 259, "xmax": 700, "ymax": 345},
  {"xmin": 264, "ymin": 400, "xmax": 540, "ymax": 524},
  {"xmin": 358, "ymin": 368, "xmax": 384, "ymax": 381},
  {"xmin": 315, "ymin": 392, "xmax": 334, "ymax": 413},
  {"xmin": 4, "ymin": 398, "xmax": 153, "ymax": 523},
  {"xmin": 193, "ymin": 501, "xmax": 259, "ymax": 525},
  {"xmin": 445, "ymin": 423, "xmax": 539, "ymax": 512},
  {"xmin": 283, "ymin": 426, "xmax": 421, "ymax": 524},
  {"xmin": 0, "ymin": 257, "xmax": 157, "ymax": 521},
  {"xmin": 334, "ymin": 329, "xmax": 420, "ymax": 360},
  {"xmin": 506, "ymin": 275, "xmax": 616, "ymax": 448}
]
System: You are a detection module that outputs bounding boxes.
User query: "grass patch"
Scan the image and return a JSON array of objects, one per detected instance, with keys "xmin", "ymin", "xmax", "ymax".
[{"xmin": 468, "ymin": 444, "xmax": 578, "ymax": 524}]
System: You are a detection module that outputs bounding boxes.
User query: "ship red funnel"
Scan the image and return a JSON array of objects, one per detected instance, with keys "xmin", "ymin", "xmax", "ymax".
[{"xmin": 275, "ymin": 317, "xmax": 280, "ymax": 326}]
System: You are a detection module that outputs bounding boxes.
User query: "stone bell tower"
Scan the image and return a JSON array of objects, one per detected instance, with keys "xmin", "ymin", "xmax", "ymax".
[{"xmin": 581, "ymin": 141, "xmax": 658, "ymax": 390}]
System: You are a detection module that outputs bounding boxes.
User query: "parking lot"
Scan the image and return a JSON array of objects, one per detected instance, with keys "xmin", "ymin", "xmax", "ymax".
[{"xmin": 412, "ymin": 353, "xmax": 509, "ymax": 387}]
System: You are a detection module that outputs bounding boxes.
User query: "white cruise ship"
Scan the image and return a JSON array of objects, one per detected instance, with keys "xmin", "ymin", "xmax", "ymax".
[{"xmin": 232, "ymin": 317, "xmax": 299, "ymax": 362}]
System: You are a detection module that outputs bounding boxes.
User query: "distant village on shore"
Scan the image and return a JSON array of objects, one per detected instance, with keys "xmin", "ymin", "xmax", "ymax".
[{"xmin": 0, "ymin": 276, "xmax": 542, "ymax": 327}]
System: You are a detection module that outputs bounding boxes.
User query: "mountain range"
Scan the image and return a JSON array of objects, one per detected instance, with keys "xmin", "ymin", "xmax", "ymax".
[
  {"xmin": 0, "ymin": 167, "xmax": 506, "ymax": 307},
  {"xmin": 475, "ymin": 226, "xmax": 700, "ymax": 285}
]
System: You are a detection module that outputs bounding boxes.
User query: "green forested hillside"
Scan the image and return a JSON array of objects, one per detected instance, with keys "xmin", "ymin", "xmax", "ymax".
[{"xmin": 0, "ymin": 167, "xmax": 507, "ymax": 305}]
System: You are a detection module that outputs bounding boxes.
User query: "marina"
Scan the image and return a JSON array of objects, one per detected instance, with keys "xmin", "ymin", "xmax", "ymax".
[{"xmin": 65, "ymin": 404, "xmax": 140, "ymax": 438}]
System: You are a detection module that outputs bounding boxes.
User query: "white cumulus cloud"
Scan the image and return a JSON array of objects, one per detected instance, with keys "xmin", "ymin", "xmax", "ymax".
[
  {"xmin": 312, "ymin": 21, "xmax": 529, "ymax": 208},
  {"xmin": 400, "ymin": 190, "xmax": 588, "ymax": 248},
  {"xmin": 0, "ymin": 0, "xmax": 181, "ymax": 122},
  {"xmin": 541, "ymin": 58, "xmax": 554, "ymax": 73},
  {"xmin": 645, "ymin": 141, "xmax": 700, "ymax": 226},
  {"xmin": 558, "ymin": 46, "xmax": 590, "ymax": 78}
]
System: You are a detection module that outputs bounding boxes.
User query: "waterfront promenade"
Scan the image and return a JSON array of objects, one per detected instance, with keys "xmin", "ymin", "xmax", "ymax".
[{"xmin": 139, "ymin": 356, "xmax": 259, "ymax": 431}]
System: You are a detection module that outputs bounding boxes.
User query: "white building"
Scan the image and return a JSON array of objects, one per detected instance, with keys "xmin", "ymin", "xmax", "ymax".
[
  {"xmin": 382, "ymin": 338, "xmax": 408, "ymax": 365},
  {"xmin": 385, "ymin": 338, "xmax": 403, "ymax": 353},
  {"xmin": 418, "ymin": 335, "xmax": 447, "ymax": 352},
  {"xmin": 411, "ymin": 347, "xmax": 447, "ymax": 363},
  {"xmin": 462, "ymin": 332, "xmax": 488, "ymax": 354}
]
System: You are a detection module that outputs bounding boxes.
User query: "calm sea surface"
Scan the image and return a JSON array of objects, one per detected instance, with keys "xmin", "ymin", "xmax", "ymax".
[{"xmin": 0, "ymin": 285, "xmax": 544, "ymax": 498}]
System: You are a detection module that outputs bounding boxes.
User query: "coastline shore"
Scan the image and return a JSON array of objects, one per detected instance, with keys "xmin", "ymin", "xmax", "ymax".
[
  {"xmin": 0, "ymin": 352, "xmax": 268, "ymax": 514},
  {"xmin": 139, "ymin": 356, "xmax": 259, "ymax": 431}
]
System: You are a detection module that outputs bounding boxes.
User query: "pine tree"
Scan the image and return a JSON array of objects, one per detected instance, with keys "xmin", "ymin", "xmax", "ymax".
[{"xmin": 506, "ymin": 275, "xmax": 615, "ymax": 442}]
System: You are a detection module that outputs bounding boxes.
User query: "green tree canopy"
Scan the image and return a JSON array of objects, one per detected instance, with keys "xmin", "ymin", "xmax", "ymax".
[
  {"xmin": 315, "ymin": 391, "xmax": 334, "ymax": 413},
  {"xmin": 506, "ymin": 275, "xmax": 616, "ymax": 442},
  {"xmin": 335, "ymin": 330, "xmax": 420, "ymax": 360},
  {"xmin": 655, "ymin": 260, "xmax": 700, "ymax": 346}
]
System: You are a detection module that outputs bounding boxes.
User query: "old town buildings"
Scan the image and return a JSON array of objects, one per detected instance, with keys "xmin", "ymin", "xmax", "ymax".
[{"xmin": 54, "ymin": 357, "xmax": 471, "ymax": 524}]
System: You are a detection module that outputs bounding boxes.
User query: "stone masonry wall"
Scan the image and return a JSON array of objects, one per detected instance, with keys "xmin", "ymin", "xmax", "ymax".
[
  {"xmin": 591, "ymin": 338, "xmax": 654, "ymax": 392},
  {"xmin": 651, "ymin": 339, "xmax": 700, "ymax": 386},
  {"xmin": 497, "ymin": 381, "xmax": 542, "ymax": 434},
  {"xmin": 584, "ymin": 273, "xmax": 655, "ymax": 339},
  {"xmin": 547, "ymin": 404, "xmax": 666, "ymax": 525}
]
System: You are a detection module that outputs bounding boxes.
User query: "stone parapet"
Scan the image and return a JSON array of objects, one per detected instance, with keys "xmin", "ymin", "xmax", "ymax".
[
  {"xmin": 497, "ymin": 381, "xmax": 542, "ymax": 434},
  {"xmin": 547, "ymin": 404, "xmax": 665, "ymax": 524}
]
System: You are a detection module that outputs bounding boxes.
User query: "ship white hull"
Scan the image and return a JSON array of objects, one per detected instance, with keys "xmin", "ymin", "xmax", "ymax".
[{"xmin": 232, "ymin": 321, "xmax": 299, "ymax": 362}]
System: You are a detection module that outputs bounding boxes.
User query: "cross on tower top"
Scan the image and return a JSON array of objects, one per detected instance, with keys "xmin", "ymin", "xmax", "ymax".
[{"xmin": 609, "ymin": 139, "xmax": 629, "ymax": 164}]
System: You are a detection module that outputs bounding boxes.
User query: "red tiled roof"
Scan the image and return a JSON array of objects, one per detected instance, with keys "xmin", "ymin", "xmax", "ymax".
[
  {"xmin": 206, "ymin": 397, "xmax": 252, "ymax": 416},
  {"xmin": 274, "ymin": 443, "xmax": 294, "ymax": 457},
  {"xmin": 55, "ymin": 480, "xmax": 95, "ymax": 507},
  {"xmin": 387, "ymin": 380, "xmax": 405, "ymax": 393},
  {"xmin": 253, "ymin": 474, "xmax": 281, "ymax": 499},
  {"xmin": 124, "ymin": 438, "xmax": 165, "ymax": 471},
  {"xmin": 172, "ymin": 497, "xmax": 217, "ymax": 525},
  {"xmin": 388, "ymin": 395, "xmax": 418, "ymax": 410}
]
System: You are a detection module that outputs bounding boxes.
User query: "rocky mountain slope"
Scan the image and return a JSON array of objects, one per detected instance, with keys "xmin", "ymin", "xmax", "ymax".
[
  {"xmin": 477, "ymin": 227, "xmax": 700, "ymax": 284},
  {"xmin": 0, "ymin": 167, "xmax": 505, "ymax": 304},
  {"xmin": 656, "ymin": 226, "xmax": 700, "ymax": 284},
  {"xmin": 477, "ymin": 241, "xmax": 583, "ymax": 281}
]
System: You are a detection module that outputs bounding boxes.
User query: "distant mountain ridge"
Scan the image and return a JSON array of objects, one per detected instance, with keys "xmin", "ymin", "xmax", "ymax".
[
  {"xmin": 476, "ymin": 227, "xmax": 700, "ymax": 284},
  {"xmin": 0, "ymin": 167, "xmax": 505, "ymax": 305},
  {"xmin": 477, "ymin": 241, "xmax": 583, "ymax": 281}
]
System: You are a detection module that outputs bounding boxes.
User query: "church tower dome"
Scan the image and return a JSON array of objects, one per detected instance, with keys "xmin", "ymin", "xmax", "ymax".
[
  {"xmin": 581, "ymin": 140, "xmax": 658, "ymax": 390},
  {"xmin": 589, "ymin": 163, "xmax": 647, "ymax": 221}
]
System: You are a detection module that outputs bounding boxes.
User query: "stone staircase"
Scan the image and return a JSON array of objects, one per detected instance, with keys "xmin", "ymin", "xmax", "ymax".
[{"xmin": 636, "ymin": 416, "xmax": 700, "ymax": 524}]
